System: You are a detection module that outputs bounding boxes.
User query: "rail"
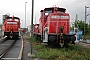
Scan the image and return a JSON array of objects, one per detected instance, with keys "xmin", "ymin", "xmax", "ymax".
[
  {"xmin": 0, "ymin": 40, "xmax": 17, "ymax": 59},
  {"xmin": 0, "ymin": 37, "xmax": 7, "ymax": 44}
]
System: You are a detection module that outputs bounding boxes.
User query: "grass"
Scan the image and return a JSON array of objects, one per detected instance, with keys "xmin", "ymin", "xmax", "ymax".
[
  {"xmin": 34, "ymin": 44, "xmax": 90, "ymax": 60},
  {"xmin": 85, "ymin": 31, "xmax": 90, "ymax": 39},
  {"xmin": 27, "ymin": 35, "xmax": 90, "ymax": 60}
]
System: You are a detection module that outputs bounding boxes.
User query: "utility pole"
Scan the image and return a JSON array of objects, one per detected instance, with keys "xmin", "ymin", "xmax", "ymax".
[
  {"xmin": 75, "ymin": 14, "xmax": 78, "ymax": 27},
  {"xmin": 25, "ymin": 2, "xmax": 27, "ymax": 28},
  {"xmin": 21, "ymin": 20, "xmax": 23, "ymax": 28},
  {"xmin": 74, "ymin": 14, "xmax": 78, "ymax": 42},
  {"xmin": 35, "ymin": 15, "xmax": 36, "ymax": 24},
  {"xmin": 28, "ymin": 0, "xmax": 34, "ymax": 57},
  {"xmin": 89, "ymin": 20, "xmax": 90, "ymax": 29},
  {"xmin": 76, "ymin": 14, "xmax": 78, "ymax": 21},
  {"xmin": 84, "ymin": 6, "xmax": 89, "ymax": 40},
  {"xmin": 30, "ymin": 0, "xmax": 34, "ymax": 54}
]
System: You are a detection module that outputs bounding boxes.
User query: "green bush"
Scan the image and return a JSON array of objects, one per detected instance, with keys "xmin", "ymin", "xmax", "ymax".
[{"xmin": 27, "ymin": 35, "xmax": 90, "ymax": 60}]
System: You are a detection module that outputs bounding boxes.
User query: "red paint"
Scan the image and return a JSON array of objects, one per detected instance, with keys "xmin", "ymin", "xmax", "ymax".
[
  {"xmin": 21, "ymin": 29, "xmax": 26, "ymax": 33},
  {"xmin": 34, "ymin": 6, "xmax": 70, "ymax": 35},
  {"xmin": 4, "ymin": 16, "xmax": 20, "ymax": 32}
]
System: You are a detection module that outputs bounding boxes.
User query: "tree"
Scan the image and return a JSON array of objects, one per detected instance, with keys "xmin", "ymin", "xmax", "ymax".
[{"xmin": 70, "ymin": 20, "xmax": 88, "ymax": 35}]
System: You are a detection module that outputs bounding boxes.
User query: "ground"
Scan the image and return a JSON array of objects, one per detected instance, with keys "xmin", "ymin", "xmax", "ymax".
[
  {"xmin": 76, "ymin": 41, "xmax": 90, "ymax": 48},
  {"xmin": 22, "ymin": 34, "xmax": 34, "ymax": 60},
  {"xmin": 22, "ymin": 34, "xmax": 44, "ymax": 60},
  {"xmin": 22, "ymin": 34, "xmax": 90, "ymax": 60}
]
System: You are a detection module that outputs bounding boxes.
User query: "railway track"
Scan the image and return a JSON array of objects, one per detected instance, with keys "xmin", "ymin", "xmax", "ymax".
[
  {"xmin": 0, "ymin": 37, "xmax": 7, "ymax": 44},
  {"xmin": 0, "ymin": 39, "xmax": 16, "ymax": 59},
  {"xmin": 0, "ymin": 37, "xmax": 23, "ymax": 60}
]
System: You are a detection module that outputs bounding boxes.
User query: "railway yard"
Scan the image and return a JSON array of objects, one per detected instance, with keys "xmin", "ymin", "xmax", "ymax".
[
  {"xmin": 0, "ymin": 34, "xmax": 39, "ymax": 60},
  {"xmin": 22, "ymin": 34, "xmax": 90, "ymax": 60},
  {"xmin": 0, "ymin": 33, "xmax": 89, "ymax": 60},
  {"xmin": 0, "ymin": 37, "xmax": 23, "ymax": 60},
  {"xmin": 0, "ymin": 0, "xmax": 90, "ymax": 60}
]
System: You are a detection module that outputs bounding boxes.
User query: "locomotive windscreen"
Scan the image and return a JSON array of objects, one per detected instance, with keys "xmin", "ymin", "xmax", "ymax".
[
  {"xmin": 45, "ymin": 8, "xmax": 54, "ymax": 15},
  {"xmin": 7, "ymin": 17, "xmax": 19, "ymax": 19},
  {"xmin": 57, "ymin": 8, "xmax": 66, "ymax": 12},
  {"xmin": 7, "ymin": 17, "xmax": 19, "ymax": 21},
  {"xmin": 44, "ymin": 7, "xmax": 66, "ymax": 14}
]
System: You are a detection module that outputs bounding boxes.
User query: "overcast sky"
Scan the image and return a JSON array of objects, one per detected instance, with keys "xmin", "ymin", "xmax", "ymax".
[{"xmin": 0, "ymin": 0, "xmax": 90, "ymax": 27}]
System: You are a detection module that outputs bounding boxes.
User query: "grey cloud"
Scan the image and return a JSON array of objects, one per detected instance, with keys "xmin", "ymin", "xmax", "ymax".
[{"xmin": 55, "ymin": 0, "xmax": 90, "ymax": 22}]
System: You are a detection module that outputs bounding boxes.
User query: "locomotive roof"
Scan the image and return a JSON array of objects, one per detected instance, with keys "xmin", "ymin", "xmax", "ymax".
[
  {"xmin": 7, "ymin": 17, "xmax": 20, "ymax": 20},
  {"xmin": 40, "ymin": 7, "xmax": 66, "ymax": 12},
  {"xmin": 45, "ymin": 7, "xmax": 66, "ymax": 9}
]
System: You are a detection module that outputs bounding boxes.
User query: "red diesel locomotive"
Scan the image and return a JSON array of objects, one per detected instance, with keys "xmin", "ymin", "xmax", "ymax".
[
  {"xmin": 3, "ymin": 15, "xmax": 20, "ymax": 38},
  {"xmin": 34, "ymin": 6, "xmax": 76, "ymax": 47}
]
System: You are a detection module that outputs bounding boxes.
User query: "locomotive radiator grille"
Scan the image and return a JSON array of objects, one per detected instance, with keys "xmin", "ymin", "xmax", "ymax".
[{"xmin": 6, "ymin": 25, "xmax": 18, "ymax": 32}]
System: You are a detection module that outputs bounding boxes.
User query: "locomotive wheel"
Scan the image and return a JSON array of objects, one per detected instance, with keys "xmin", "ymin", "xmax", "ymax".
[
  {"xmin": 35, "ymin": 34, "xmax": 41, "ymax": 40},
  {"xmin": 71, "ymin": 36, "xmax": 76, "ymax": 44},
  {"xmin": 71, "ymin": 36, "xmax": 76, "ymax": 41},
  {"xmin": 35, "ymin": 34, "xmax": 38, "ymax": 39},
  {"xmin": 63, "ymin": 36, "xmax": 69, "ymax": 48},
  {"xmin": 64, "ymin": 42, "xmax": 69, "ymax": 48}
]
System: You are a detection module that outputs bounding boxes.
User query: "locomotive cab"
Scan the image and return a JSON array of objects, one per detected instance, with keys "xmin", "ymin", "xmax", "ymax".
[
  {"xmin": 4, "ymin": 16, "xmax": 20, "ymax": 38},
  {"xmin": 34, "ymin": 6, "xmax": 76, "ymax": 47}
]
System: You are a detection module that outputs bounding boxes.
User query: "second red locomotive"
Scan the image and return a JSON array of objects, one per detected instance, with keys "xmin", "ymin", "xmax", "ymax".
[
  {"xmin": 34, "ymin": 6, "xmax": 76, "ymax": 47},
  {"xmin": 3, "ymin": 15, "xmax": 20, "ymax": 38}
]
